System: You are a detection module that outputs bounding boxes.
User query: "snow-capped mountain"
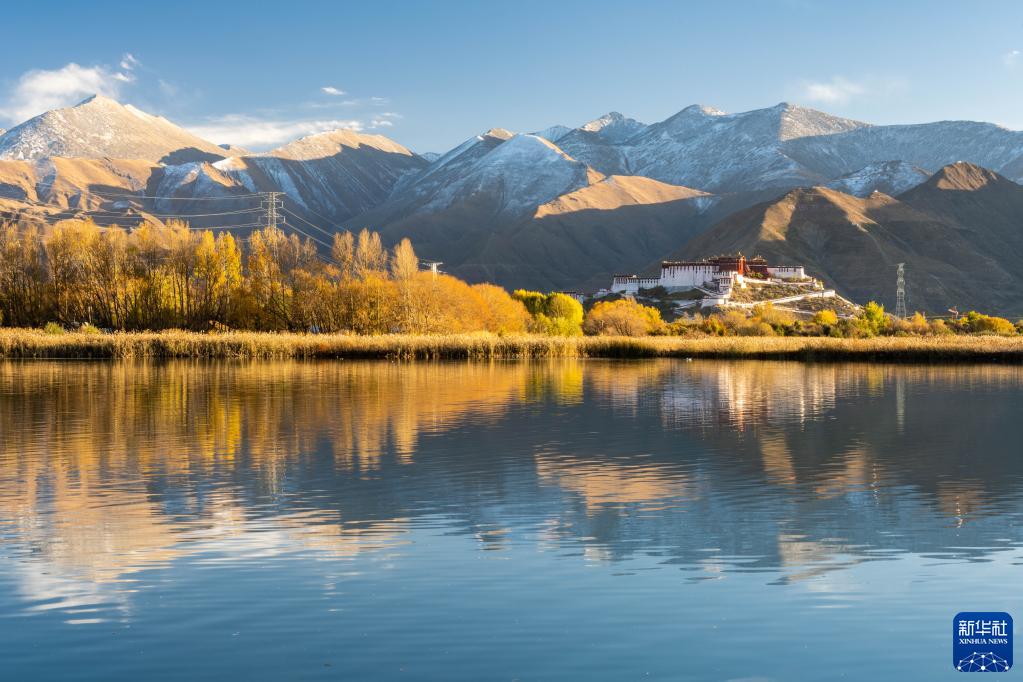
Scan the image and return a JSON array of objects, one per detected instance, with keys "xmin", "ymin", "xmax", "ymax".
[
  {"xmin": 549, "ymin": 102, "xmax": 1023, "ymax": 193},
  {"xmin": 784, "ymin": 120, "xmax": 1023, "ymax": 182},
  {"xmin": 387, "ymin": 128, "xmax": 514, "ymax": 203},
  {"xmin": 825, "ymin": 161, "xmax": 931, "ymax": 197},
  {"xmin": 558, "ymin": 103, "xmax": 868, "ymax": 191},
  {"xmin": 422, "ymin": 134, "xmax": 598, "ymax": 216},
  {"xmin": 532, "ymin": 125, "xmax": 572, "ymax": 143},
  {"xmin": 578, "ymin": 111, "xmax": 647, "ymax": 142},
  {"xmin": 554, "ymin": 112, "xmax": 646, "ymax": 179},
  {"xmin": 212, "ymin": 129, "xmax": 426, "ymax": 220},
  {"xmin": 0, "ymin": 95, "xmax": 241, "ymax": 163}
]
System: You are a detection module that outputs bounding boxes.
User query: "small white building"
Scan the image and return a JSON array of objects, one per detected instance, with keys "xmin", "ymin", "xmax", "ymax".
[
  {"xmin": 766, "ymin": 265, "xmax": 806, "ymax": 280},
  {"xmin": 610, "ymin": 274, "xmax": 659, "ymax": 295}
]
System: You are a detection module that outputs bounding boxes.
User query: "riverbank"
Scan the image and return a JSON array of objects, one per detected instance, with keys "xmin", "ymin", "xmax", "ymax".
[{"xmin": 2, "ymin": 329, "xmax": 1023, "ymax": 362}]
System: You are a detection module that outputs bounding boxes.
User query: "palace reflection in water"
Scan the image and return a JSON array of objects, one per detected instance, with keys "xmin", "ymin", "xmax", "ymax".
[{"xmin": 1, "ymin": 360, "xmax": 1021, "ymax": 680}]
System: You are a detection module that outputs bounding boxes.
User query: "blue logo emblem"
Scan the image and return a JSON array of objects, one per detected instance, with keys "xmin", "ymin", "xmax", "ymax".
[{"xmin": 954, "ymin": 612, "xmax": 1012, "ymax": 672}]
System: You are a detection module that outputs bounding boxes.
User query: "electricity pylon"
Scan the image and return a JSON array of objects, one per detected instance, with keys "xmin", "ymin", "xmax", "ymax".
[
  {"xmin": 260, "ymin": 191, "xmax": 284, "ymax": 230},
  {"xmin": 895, "ymin": 263, "xmax": 907, "ymax": 319}
]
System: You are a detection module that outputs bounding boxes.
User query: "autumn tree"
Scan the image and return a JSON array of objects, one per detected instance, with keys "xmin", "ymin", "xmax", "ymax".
[
  {"xmin": 472, "ymin": 284, "xmax": 530, "ymax": 334},
  {"xmin": 513, "ymin": 290, "xmax": 584, "ymax": 336},
  {"xmin": 583, "ymin": 299, "xmax": 663, "ymax": 336},
  {"xmin": 0, "ymin": 222, "xmax": 50, "ymax": 327}
]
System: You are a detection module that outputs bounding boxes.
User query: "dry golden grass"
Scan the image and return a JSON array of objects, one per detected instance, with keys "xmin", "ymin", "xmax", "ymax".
[{"xmin": 1, "ymin": 328, "xmax": 1022, "ymax": 361}]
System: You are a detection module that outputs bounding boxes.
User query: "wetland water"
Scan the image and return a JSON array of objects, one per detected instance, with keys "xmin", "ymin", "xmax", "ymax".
[{"xmin": 0, "ymin": 359, "xmax": 1021, "ymax": 680}]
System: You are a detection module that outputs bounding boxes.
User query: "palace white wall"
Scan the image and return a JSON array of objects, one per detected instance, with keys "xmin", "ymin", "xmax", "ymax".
[
  {"xmin": 610, "ymin": 276, "xmax": 659, "ymax": 294},
  {"xmin": 659, "ymin": 264, "xmax": 719, "ymax": 290},
  {"xmin": 767, "ymin": 266, "xmax": 806, "ymax": 280}
]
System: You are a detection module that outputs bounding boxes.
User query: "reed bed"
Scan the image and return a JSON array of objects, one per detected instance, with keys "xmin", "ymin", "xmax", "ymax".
[{"xmin": 1, "ymin": 329, "xmax": 1022, "ymax": 362}]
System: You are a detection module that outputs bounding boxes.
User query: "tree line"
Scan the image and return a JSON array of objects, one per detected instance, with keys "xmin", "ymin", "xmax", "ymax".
[
  {"xmin": 2, "ymin": 219, "xmax": 1018, "ymax": 337},
  {"xmin": 0, "ymin": 219, "xmax": 548, "ymax": 334}
]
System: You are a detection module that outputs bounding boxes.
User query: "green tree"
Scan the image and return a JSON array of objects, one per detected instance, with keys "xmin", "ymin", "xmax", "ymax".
[{"xmin": 857, "ymin": 301, "xmax": 889, "ymax": 336}]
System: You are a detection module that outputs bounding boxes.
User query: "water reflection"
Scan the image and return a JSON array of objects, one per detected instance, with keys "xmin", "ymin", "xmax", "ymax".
[{"xmin": 0, "ymin": 360, "xmax": 1021, "ymax": 620}]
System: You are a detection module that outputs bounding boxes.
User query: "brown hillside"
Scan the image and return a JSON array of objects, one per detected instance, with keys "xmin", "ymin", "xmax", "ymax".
[{"xmin": 672, "ymin": 181, "xmax": 1021, "ymax": 315}]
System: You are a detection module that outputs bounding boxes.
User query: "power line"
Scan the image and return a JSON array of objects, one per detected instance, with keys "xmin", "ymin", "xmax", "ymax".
[
  {"xmin": 279, "ymin": 206, "xmax": 337, "ymax": 239},
  {"xmin": 290, "ymin": 201, "xmax": 344, "ymax": 232},
  {"xmin": 52, "ymin": 187, "xmax": 263, "ymax": 201},
  {"xmin": 70, "ymin": 208, "xmax": 264, "ymax": 219}
]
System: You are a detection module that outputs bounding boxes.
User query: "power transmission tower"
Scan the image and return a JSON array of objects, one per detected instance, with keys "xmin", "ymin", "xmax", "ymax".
[
  {"xmin": 260, "ymin": 191, "xmax": 284, "ymax": 230},
  {"xmin": 422, "ymin": 260, "xmax": 443, "ymax": 278},
  {"xmin": 895, "ymin": 263, "xmax": 907, "ymax": 319}
]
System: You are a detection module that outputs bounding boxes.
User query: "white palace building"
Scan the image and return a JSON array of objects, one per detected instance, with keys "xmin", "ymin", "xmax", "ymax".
[{"xmin": 608, "ymin": 255, "xmax": 809, "ymax": 307}]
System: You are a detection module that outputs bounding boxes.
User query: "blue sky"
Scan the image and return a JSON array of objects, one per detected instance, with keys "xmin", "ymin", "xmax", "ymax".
[{"xmin": 2, "ymin": 0, "xmax": 1021, "ymax": 152}]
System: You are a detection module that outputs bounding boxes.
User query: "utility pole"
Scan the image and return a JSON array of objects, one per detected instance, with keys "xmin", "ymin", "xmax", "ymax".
[
  {"xmin": 422, "ymin": 261, "xmax": 443, "ymax": 278},
  {"xmin": 895, "ymin": 263, "xmax": 907, "ymax": 319},
  {"xmin": 260, "ymin": 191, "xmax": 284, "ymax": 230}
]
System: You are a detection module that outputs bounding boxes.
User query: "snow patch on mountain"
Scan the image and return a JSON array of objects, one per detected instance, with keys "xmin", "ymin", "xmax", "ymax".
[
  {"xmin": 826, "ymin": 160, "xmax": 931, "ymax": 197},
  {"xmin": 622, "ymin": 103, "xmax": 869, "ymax": 191},
  {"xmin": 389, "ymin": 128, "xmax": 514, "ymax": 201},
  {"xmin": 423, "ymin": 134, "xmax": 597, "ymax": 216},
  {"xmin": 578, "ymin": 112, "xmax": 647, "ymax": 143},
  {"xmin": 533, "ymin": 125, "xmax": 572, "ymax": 143}
]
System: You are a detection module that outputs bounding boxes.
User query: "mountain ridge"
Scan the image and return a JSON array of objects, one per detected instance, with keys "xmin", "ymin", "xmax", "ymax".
[
  {"xmin": 0, "ymin": 95, "xmax": 243, "ymax": 164},
  {"xmin": 4, "ymin": 96, "xmax": 1023, "ymax": 314}
]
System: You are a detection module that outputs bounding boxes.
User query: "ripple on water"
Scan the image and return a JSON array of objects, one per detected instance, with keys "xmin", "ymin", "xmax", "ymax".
[{"xmin": 0, "ymin": 359, "xmax": 1021, "ymax": 680}]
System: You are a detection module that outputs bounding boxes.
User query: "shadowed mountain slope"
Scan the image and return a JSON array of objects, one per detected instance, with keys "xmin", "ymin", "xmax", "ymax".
[{"xmin": 667, "ymin": 164, "xmax": 1023, "ymax": 315}]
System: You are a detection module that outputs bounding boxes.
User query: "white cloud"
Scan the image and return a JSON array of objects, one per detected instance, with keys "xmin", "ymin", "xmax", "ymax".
[
  {"xmin": 1004, "ymin": 50, "xmax": 1020, "ymax": 68},
  {"xmin": 369, "ymin": 119, "xmax": 393, "ymax": 128},
  {"xmin": 120, "ymin": 53, "xmax": 141, "ymax": 71},
  {"xmin": 187, "ymin": 115, "xmax": 364, "ymax": 149},
  {"xmin": 0, "ymin": 62, "xmax": 135, "ymax": 123},
  {"xmin": 800, "ymin": 76, "xmax": 866, "ymax": 104},
  {"xmin": 321, "ymin": 86, "xmax": 346, "ymax": 96}
]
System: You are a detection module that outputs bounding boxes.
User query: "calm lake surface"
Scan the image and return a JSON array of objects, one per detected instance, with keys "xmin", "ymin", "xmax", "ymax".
[{"xmin": 1, "ymin": 359, "xmax": 1021, "ymax": 681}]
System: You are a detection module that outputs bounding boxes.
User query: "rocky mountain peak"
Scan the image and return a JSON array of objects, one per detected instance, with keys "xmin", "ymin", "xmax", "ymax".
[{"xmin": 924, "ymin": 160, "xmax": 1005, "ymax": 191}]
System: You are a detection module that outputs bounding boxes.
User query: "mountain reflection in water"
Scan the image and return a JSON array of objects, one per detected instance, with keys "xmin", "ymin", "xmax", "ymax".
[{"xmin": 0, "ymin": 360, "xmax": 1020, "ymax": 680}]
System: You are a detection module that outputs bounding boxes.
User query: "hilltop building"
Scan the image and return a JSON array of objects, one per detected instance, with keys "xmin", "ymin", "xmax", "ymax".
[
  {"xmin": 612, "ymin": 255, "xmax": 806, "ymax": 294},
  {"xmin": 607, "ymin": 254, "xmax": 814, "ymax": 309}
]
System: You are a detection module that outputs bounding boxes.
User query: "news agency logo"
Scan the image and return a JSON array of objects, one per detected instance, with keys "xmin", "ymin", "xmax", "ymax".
[{"xmin": 954, "ymin": 612, "xmax": 1012, "ymax": 672}]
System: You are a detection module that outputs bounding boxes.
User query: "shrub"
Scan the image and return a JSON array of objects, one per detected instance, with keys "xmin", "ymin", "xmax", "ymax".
[
  {"xmin": 751, "ymin": 303, "xmax": 795, "ymax": 331},
  {"xmin": 78, "ymin": 323, "xmax": 103, "ymax": 335},
  {"xmin": 960, "ymin": 311, "xmax": 1017, "ymax": 335},
  {"xmin": 812, "ymin": 309, "xmax": 839, "ymax": 327},
  {"xmin": 584, "ymin": 299, "xmax": 664, "ymax": 336},
  {"xmin": 513, "ymin": 290, "xmax": 584, "ymax": 336},
  {"xmin": 856, "ymin": 301, "xmax": 889, "ymax": 337},
  {"xmin": 43, "ymin": 322, "xmax": 65, "ymax": 335}
]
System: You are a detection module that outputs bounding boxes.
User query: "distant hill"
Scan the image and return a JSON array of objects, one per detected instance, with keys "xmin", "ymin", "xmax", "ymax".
[{"xmin": 668, "ymin": 163, "xmax": 1023, "ymax": 316}]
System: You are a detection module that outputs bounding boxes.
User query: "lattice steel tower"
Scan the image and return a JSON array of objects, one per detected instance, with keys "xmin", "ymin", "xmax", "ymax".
[
  {"xmin": 260, "ymin": 191, "xmax": 284, "ymax": 230},
  {"xmin": 895, "ymin": 263, "xmax": 907, "ymax": 319}
]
